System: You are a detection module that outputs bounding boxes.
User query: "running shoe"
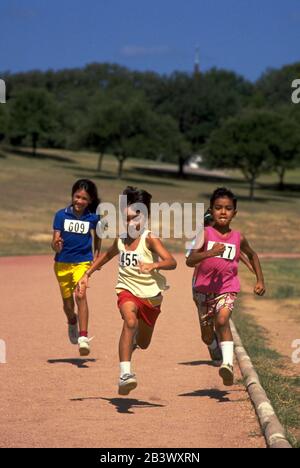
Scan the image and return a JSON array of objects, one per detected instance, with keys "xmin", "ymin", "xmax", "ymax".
[
  {"xmin": 78, "ymin": 336, "xmax": 93, "ymax": 356},
  {"xmin": 118, "ymin": 373, "xmax": 138, "ymax": 396},
  {"xmin": 219, "ymin": 364, "xmax": 234, "ymax": 386},
  {"xmin": 208, "ymin": 333, "xmax": 223, "ymax": 366},
  {"xmin": 68, "ymin": 320, "xmax": 79, "ymax": 345}
]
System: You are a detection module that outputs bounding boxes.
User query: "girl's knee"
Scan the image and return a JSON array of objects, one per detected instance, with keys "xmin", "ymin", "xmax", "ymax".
[
  {"xmin": 124, "ymin": 316, "xmax": 138, "ymax": 331},
  {"xmin": 216, "ymin": 316, "xmax": 230, "ymax": 329},
  {"xmin": 75, "ymin": 290, "xmax": 87, "ymax": 302}
]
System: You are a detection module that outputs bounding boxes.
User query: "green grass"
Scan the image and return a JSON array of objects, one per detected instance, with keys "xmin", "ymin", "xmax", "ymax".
[
  {"xmin": 260, "ymin": 260, "xmax": 300, "ymax": 299},
  {"xmin": 0, "ymin": 145, "xmax": 300, "ymax": 256},
  {"xmin": 234, "ymin": 300, "xmax": 300, "ymax": 448}
]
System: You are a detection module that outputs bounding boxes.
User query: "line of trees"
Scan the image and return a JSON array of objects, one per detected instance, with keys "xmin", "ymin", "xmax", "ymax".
[{"xmin": 1, "ymin": 62, "xmax": 300, "ymax": 195}]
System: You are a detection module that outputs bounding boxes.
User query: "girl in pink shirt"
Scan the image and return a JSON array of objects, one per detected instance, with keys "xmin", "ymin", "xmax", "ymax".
[{"xmin": 187, "ymin": 188, "xmax": 265, "ymax": 386}]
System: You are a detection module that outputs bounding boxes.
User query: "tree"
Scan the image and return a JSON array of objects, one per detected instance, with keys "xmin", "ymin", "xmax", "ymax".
[
  {"xmin": 0, "ymin": 106, "xmax": 8, "ymax": 143},
  {"xmin": 255, "ymin": 62, "xmax": 300, "ymax": 108},
  {"xmin": 78, "ymin": 95, "xmax": 114, "ymax": 171},
  {"xmin": 205, "ymin": 110, "xmax": 285, "ymax": 199},
  {"xmin": 267, "ymin": 107, "xmax": 300, "ymax": 189},
  {"xmin": 82, "ymin": 95, "xmax": 190, "ymax": 179},
  {"xmin": 8, "ymin": 88, "xmax": 58, "ymax": 155},
  {"xmin": 156, "ymin": 69, "xmax": 253, "ymax": 150}
]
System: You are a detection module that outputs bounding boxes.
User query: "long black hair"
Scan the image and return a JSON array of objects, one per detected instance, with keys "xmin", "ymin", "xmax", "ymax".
[{"xmin": 71, "ymin": 179, "xmax": 100, "ymax": 213}]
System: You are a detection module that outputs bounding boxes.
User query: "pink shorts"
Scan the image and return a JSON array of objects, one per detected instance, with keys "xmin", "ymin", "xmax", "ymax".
[{"xmin": 193, "ymin": 290, "xmax": 237, "ymax": 327}]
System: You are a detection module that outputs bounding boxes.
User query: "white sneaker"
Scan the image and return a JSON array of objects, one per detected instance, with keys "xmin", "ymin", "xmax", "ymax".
[
  {"xmin": 68, "ymin": 321, "xmax": 79, "ymax": 345},
  {"xmin": 118, "ymin": 373, "xmax": 138, "ymax": 396},
  {"xmin": 219, "ymin": 364, "xmax": 234, "ymax": 386},
  {"xmin": 78, "ymin": 336, "xmax": 93, "ymax": 356}
]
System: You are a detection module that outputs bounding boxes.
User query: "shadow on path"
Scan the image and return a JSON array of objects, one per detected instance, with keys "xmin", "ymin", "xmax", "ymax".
[
  {"xmin": 48, "ymin": 358, "xmax": 97, "ymax": 368},
  {"xmin": 100, "ymin": 397, "xmax": 166, "ymax": 414},
  {"xmin": 178, "ymin": 360, "xmax": 216, "ymax": 367},
  {"xmin": 179, "ymin": 388, "xmax": 233, "ymax": 403}
]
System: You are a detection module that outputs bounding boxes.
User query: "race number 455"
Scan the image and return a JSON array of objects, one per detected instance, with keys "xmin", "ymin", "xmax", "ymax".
[{"xmin": 120, "ymin": 252, "xmax": 142, "ymax": 268}]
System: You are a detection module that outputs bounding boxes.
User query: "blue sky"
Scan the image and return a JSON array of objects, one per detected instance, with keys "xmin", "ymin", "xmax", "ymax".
[{"xmin": 0, "ymin": 0, "xmax": 299, "ymax": 81}]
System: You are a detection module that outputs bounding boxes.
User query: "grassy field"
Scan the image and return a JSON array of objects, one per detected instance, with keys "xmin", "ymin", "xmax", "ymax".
[
  {"xmin": 0, "ymin": 145, "xmax": 300, "ymax": 256},
  {"xmin": 235, "ymin": 299, "xmax": 300, "ymax": 448},
  {"xmin": 236, "ymin": 260, "xmax": 300, "ymax": 447}
]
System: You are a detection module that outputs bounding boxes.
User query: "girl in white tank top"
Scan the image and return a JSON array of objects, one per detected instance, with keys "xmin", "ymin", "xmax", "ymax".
[
  {"xmin": 77, "ymin": 186, "xmax": 177, "ymax": 396},
  {"xmin": 116, "ymin": 229, "xmax": 169, "ymax": 298}
]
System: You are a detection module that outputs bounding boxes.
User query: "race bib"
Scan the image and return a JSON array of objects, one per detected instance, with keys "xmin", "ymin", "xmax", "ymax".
[
  {"xmin": 119, "ymin": 252, "xmax": 143, "ymax": 268},
  {"xmin": 207, "ymin": 241, "xmax": 236, "ymax": 261},
  {"xmin": 64, "ymin": 219, "xmax": 90, "ymax": 235}
]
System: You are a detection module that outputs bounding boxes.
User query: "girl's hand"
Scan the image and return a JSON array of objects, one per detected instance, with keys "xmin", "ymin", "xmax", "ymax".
[
  {"xmin": 254, "ymin": 282, "xmax": 266, "ymax": 296},
  {"xmin": 138, "ymin": 261, "xmax": 157, "ymax": 274},
  {"xmin": 53, "ymin": 237, "xmax": 64, "ymax": 253},
  {"xmin": 77, "ymin": 274, "xmax": 89, "ymax": 296},
  {"xmin": 210, "ymin": 243, "xmax": 226, "ymax": 257}
]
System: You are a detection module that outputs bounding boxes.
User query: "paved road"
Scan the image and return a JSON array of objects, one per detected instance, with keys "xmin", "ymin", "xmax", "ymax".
[{"xmin": 0, "ymin": 255, "xmax": 265, "ymax": 448}]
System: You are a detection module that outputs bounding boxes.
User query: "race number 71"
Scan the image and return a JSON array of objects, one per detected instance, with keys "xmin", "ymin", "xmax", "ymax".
[{"xmin": 207, "ymin": 241, "xmax": 236, "ymax": 261}]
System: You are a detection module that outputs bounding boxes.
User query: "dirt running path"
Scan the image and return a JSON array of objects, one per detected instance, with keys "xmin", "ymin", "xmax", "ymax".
[{"xmin": 0, "ymin": 255, "xmax": 265, "ymax": 448}]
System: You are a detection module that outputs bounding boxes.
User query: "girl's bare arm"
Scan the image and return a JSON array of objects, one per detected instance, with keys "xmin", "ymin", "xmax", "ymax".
[
  {"xmin": 240, "ymin": 234, "xmax": 265, "ymax": 296},
  {"xmin": 142, "ymin": 234, "xmax": 177, "ymax": 273}
]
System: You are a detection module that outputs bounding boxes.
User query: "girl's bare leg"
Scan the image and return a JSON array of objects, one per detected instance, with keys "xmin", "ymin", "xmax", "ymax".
[
  {"xmin": 119, "ymin": 302, "xmax": 138, "ymax": 362},
  {"xmin": 63, "ymin": 296, "xmax": 76, "ymax": 323},
  {"xmin": 136, "ymin": 319, "xmax": 155, "ymax": 350}
]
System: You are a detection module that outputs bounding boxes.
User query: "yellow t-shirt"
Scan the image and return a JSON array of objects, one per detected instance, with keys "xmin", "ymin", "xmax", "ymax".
[{"xmin": 116, "ymin": 230, "xmax": 168, "ymax": 299}]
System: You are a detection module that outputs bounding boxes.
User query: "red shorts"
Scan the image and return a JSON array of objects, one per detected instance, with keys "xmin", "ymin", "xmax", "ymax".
[{"xmin": 117, "ymin": 290, "xmax": 162, "ymax": 328}]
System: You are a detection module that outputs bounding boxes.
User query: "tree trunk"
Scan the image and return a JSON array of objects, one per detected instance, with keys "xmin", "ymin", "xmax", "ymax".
[
  {"xmin": 97, "ymin": 152, "xmax": 104, "ymax": 172},
  {"xmin": 32, "ymin": 132, "xmax": 38, "ymax": 156},
  {"xmin": 178, "ymin": 156, "xmax": 185, "ymax": 179},
  {"xmin": 249, "ymin": 176, "xmax": 256, "ymax": 201},
  {"xmin": 118, "ymin": 156, "xmax": 125, "ymax": 179},
  {"xmin": 278, "ymin": 167, "xmax": 286, "ymax": 191}
]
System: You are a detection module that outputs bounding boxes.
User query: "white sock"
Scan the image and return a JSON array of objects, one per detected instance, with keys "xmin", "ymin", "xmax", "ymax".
[
  {"xmin": 208, "ymin": 338, "xmax": 218, "ymax": 350},
  {"xmin": 220, "ymin": 342, "xmax": 234, "ymax": 366},
  {"xmin": 120, "ymin": 361, "xmax": 131, "ymax": 377}
]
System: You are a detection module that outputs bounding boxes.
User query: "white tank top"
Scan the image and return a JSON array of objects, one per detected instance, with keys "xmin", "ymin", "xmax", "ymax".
[{"xmin": 116, "ymin": 230, "xmax": 168, "ymax": 298}]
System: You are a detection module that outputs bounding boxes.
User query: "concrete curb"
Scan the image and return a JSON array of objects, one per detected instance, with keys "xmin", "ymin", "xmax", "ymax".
[{"xmin": 231, "ymin": 319, "xmax": 292, "ymax": 449}]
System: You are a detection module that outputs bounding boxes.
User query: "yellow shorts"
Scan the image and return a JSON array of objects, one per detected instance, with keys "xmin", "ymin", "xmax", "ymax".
[{"xmin": 54, "ymin": 262, "xmax": 92, "ymax": 299}]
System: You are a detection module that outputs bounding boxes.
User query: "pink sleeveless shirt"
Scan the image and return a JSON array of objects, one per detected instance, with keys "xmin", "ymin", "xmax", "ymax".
[{"xmin": 193, "ymin": 226, "xmax": 241, "ymax": 294}]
